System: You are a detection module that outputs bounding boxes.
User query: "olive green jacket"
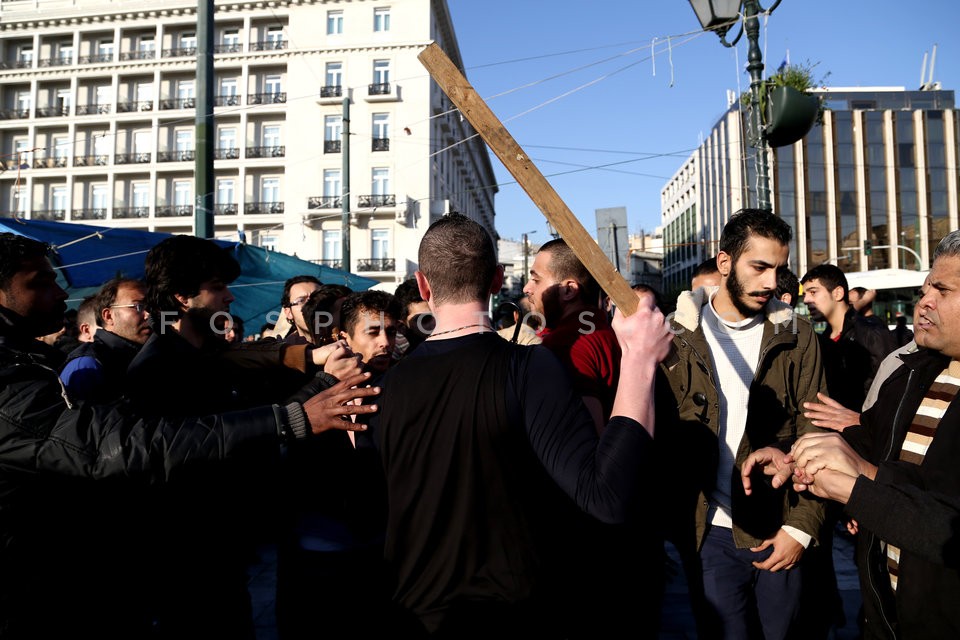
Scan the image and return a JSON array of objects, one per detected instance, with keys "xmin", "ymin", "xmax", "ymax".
[{"xmin": 657, "ymin": 287, "xmax": 827, "ymax": 551}]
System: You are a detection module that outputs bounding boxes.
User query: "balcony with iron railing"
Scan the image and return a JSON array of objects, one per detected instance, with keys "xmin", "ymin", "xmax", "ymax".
[
  {"xmin": 160, "ymin": 97, "xmax": 196, "ymax": 110},
  {"xmin": 79, "ymin": 53, "xmax": 114, "ymax": 64},
  {"xmin": 119, "ymin": 50, "xmax": 156, "ymax": 61},
  {"xmin": 162, "ymin": 47, "xmax": 197, "ymax": 58},
  {"xmin": 36, "ymin": 105, "xmax": 71, "ymax": 118},
  {"xmin": 356, "ymin": 258, "xmax": 395, "ymax": 272},
  {"xmin": 214, "ymin": 147, "xmax": 241, "ymax": 160},
  {"xmin": 215, "ymin": 203, "xmax": 238, "ymax": 215},
  {"xmin": 214, "ymin": 94, "xmax": 241, "ymax": 107},
  {"xmin": 74, "ymin": 155, "xmax": 109, "ymax": 167},
  {"xmin": 357, "ymin": 194, "xmax": 396, "ymax": 208},
  {"xmin": 371, "ymin": 137, "xmax": 389, "ymax": 152},
  {"xmin": 115, "ymin": 152, "xmax": 152, "ymax": 164},
  {"xmin": 31, "ymin": 209, "xmax": 66, "ymax": 221},
  {"xmin": 38, "ymin": 56, "xmax": 72, "ymax": 67},
  {"xmin": 156, "ymin": 205, "xmax": 193, "ymax": 218},
  {"xmin": 157, "ymin": 150, "xmax": 195, "ymax": 162},
  {"xmin": 117, "ymin": 101, "xmax": 154, "ymax": 113},
  {"xmin": 312, "ymin": 259, "xmax": 343, "ymax": 270},
  {"xmin": 247, "ymin": 92, "xmax": 286, "ymax": 105},
  {"xmin": 368, "ymin": 83, "xmax": 391, "ymax": 96},
  {"xmin": 113, "ymin": 206, "xmax": 150, "ymax": 219},
  {"xmin": 73, "ymin": 208, "xmax": 106, "ymax": 220},
  {"xmin": 324, "ymin": 140, "xmax": 341, "ymax": 154},
  {"xmin": 214, "ymin": 43, "xmax": 243, "ymax": 54},
  {"xmin": 33, "ymin": 157, "xmax": 69, "ymax": 169},
  {"xmin": 245, "ymin": 201, "xmax": 284, "ymax": 214},
  {"xmin": 246, "ymin": 145, "xmax": 285, "ymax": 159},
  {"xmin": 77, "ymin": 103, "xmax": 112, "ymax": 115},
  {"xmin": 307, "ymin": 196, "xmax": 341, "ymax": 209},
  {"xmin": 320, "ymin": 85, "xmax": 342, "ymax": 98},
  {"xmin": 0, "ymin": 60, "xmax": 33, "ymax": 70},
  {"xmin": 249, "ymin": 39, "xmax": 286, "ymax": 51},
  {"xmin": 0, "ymin": 109, "xmax": 31, "ymax": 120}
]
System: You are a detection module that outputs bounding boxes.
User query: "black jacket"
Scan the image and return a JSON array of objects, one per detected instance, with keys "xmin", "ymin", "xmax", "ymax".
[
  {"xmin": 0, "ymin": 307, "xmax": 291, "ymax": 638},
  {"xmin": 820, "ymin": 309, "xmax": 896, "ymax": 411},
  {"xmin": 843, "ymin": 347, "xmax": 960, "ymax": 639}
]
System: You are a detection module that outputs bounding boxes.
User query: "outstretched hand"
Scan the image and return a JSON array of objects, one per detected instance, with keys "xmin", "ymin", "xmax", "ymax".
[
  {"xmin": 302, "ymin": 372, "xmax": 380, "ymax": 434},
  {"xmin": 741, "ymin": 446, "xmax": 794, "ymax": 495},
  {"xmin": 802, "ymin": 392, "xmax": 861, "ymax": 432}
]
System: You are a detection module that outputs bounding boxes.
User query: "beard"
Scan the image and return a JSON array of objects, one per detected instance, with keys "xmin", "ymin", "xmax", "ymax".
[
  {"xmin": 540, "ymin": 287, "xmax": 565, "ymax": 328},
  {"xmin": 725, "ymin": 263, "xmax": 766, "ymax": 319}
]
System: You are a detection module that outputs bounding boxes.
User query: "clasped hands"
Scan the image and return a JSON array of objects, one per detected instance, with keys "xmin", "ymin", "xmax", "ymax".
[{"xmin": 741, "ymin": 432, "xmax": 878, "ymax": 505}]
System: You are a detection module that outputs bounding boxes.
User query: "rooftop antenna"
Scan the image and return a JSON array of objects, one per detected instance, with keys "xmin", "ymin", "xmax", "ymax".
[{"xmin": 920, "ymin": 43, "xmax": 940, "ymax": 90}]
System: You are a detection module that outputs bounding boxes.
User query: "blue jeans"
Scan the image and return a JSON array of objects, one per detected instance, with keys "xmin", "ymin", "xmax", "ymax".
[{"xmin": 698, "ymin": 525, "xmax": 802, "ymax": 640}]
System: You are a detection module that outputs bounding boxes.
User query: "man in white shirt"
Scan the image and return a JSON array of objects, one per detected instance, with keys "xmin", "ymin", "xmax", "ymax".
[{"xmin": 657, "ymin": 209, "xmax": 827, "ymax": 640}]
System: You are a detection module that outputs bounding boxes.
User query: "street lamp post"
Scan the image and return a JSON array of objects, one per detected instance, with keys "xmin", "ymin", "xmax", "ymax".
[
  {"xmin": 521, "ymin": 230, "xmax": 537, "ymax": 290},
  {"xmin": 687, "ymin": 0, "xmax": 782, "ymax": 212}
]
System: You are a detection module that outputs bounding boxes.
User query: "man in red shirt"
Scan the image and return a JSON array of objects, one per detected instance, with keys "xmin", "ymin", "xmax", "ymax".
[{"xmin": 524, "ymin": 238, "xmax": 620, "ymax": 434}]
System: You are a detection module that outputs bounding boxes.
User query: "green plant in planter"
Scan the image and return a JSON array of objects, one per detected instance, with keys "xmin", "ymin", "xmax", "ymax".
[{"xmin": 741, "ymin": 60, "xmax": 830, "ymax": 147}]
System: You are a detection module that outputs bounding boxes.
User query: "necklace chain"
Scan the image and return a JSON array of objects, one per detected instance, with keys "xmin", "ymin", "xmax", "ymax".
[{"xmin": 429, "ymin": 322, "xmax": 490, "ymax": 338}]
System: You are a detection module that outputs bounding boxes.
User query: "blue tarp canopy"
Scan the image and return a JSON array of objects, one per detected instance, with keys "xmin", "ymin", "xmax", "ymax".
[{"xmin": 0, "ymin": 217, "xmax": 378, "ymax": 329}]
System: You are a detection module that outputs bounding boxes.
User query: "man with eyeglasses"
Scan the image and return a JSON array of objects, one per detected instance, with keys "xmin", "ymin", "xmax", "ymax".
[
  {"xmin": 281, "ymin": 275, "xmax": 323, "ymax": 344},
  {"xmin": 60, "ymin": 277, "xmax": 151, "ymax": 403}
]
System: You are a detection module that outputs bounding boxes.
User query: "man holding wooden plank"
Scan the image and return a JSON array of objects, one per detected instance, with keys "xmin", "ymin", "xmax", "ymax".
[{"xmin": 361, "ymin": 214, "xmax": 673, "ymax": 636}]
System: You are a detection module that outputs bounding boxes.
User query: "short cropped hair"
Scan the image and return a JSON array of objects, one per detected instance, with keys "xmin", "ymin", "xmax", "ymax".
[
  {"xmin": 934, "ymin": 229, "xmax": 960, "ymax": 262},
  {"xmin": 76, "ymin": 294, "xmax": 99, "ymax": 329},
  {"xmin": 0, "ymin": 233, "xmax": 50, "ymax": 291},
  {"xmin": 144, "ymin": 235, "xmax": 240, "ymax": 316},
  {"xmin": 775, "ymin": 268, "xmax": 801, "ymax": 308},
  {"xmin": 339, "ymin": 290, "xmax": 401, "ymax": 337},
  {"xmin": 281, "ymin": 275, "xmax": 322, "ymax": 308},
  {"xmin": 418, "ymin": 213, "xmax": 497, "ymax": 305},
  {"xmin": 801, "ymin": 263, "xmax": 849, "ymax": 303},
  {"xmin": 692, "ymin": 256, "xmax": 719, "ymax": 279},
  {"xmin": 631, "ymin": 282, "xmax": 665, "ymax": 313},
  {"xmin": 719, "ymin": 209, "xmax": 793, "ymax": 265},
  {"xmin": 539, "ymin": 238, "xmax": 600, "ymax": 305},
  {"xmin": 94, "ymin": 277, "xmax": 145, "ymax": 327}
]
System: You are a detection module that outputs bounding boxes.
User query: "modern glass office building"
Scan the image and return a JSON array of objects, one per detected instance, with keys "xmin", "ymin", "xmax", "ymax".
[{"xmin": 661, "ymin": 87, "xmax": 957, "ymax": 320}]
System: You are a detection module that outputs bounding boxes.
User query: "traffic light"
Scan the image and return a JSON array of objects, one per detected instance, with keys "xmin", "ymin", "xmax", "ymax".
[{"xmin": 863, "ymin": 240, "xmax": 872, "ymax": 256}]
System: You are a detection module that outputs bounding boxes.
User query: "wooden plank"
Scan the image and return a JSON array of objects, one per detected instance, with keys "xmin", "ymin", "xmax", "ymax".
[{"xmin": 417, "ymin": 42, "xmax": 638, "ymax": 316}]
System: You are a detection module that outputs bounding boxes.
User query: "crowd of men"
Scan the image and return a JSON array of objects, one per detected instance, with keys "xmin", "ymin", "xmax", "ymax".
[{"xmin": 0, "ymin": 208, "xmax": 956, "ymax": 640}]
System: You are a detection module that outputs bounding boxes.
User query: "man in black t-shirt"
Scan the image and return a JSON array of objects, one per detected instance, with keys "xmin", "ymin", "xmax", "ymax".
[{"xmin": 364, "ymin": 214, "xmax": 673, "ymax": 638}]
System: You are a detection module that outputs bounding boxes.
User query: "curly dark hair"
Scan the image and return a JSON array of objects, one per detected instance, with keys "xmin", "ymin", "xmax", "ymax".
[
  {"xmin": 301, "ymin": 284, "xmax": 352, "ymax": 344},
  {"xmin": 339, "ymin": 290, "xmax": 401, "ymax": 337},
  {"xmin": 144, "ymin": 235, "xmax": 240, "ymax": 317}
]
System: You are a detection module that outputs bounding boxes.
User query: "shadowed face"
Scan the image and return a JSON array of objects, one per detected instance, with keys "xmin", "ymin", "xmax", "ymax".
[
  {"xmin": 522, "ymin": 250, "xmax": 566, "ymax": 326},
  {"xmin": 0, "ymin": 256, "xmax": 68, "ymax": 337},
  {"xmin": 341, "ymin": 308, "xmax": 398, "ymax": 374}
]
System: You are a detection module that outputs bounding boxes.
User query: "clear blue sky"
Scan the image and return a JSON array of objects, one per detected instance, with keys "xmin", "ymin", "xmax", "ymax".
[{"xmin": 446, "ymin": 0, "xmax": 960, "ymax": 244}]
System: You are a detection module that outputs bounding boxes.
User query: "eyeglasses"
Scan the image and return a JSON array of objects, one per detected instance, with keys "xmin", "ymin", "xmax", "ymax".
[
  {"xmin": 110, "ymin": 302, "xmax": 147, "ymax": 313},
  {"xmin": 288, "ymin": 296, "xmax": 310, "ymax": 307}
]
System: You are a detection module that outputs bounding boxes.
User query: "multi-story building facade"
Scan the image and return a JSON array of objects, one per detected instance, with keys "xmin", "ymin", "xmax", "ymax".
[
  {"xmin": 0, "ymin": 0, "xmax": 497, "ymax": 286},
  {"xmin": 661, "ymin": 86, "xmax": 958, "ymax": 320}
]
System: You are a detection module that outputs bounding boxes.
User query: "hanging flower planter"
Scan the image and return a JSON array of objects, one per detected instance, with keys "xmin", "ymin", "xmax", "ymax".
[
  {"xmin": 765, "ymin": 85, "xmax": 820, "ymax": 148},
  {"xmin": 741, "ymin": 60, "xmax": 828, "ymax": 148}
]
